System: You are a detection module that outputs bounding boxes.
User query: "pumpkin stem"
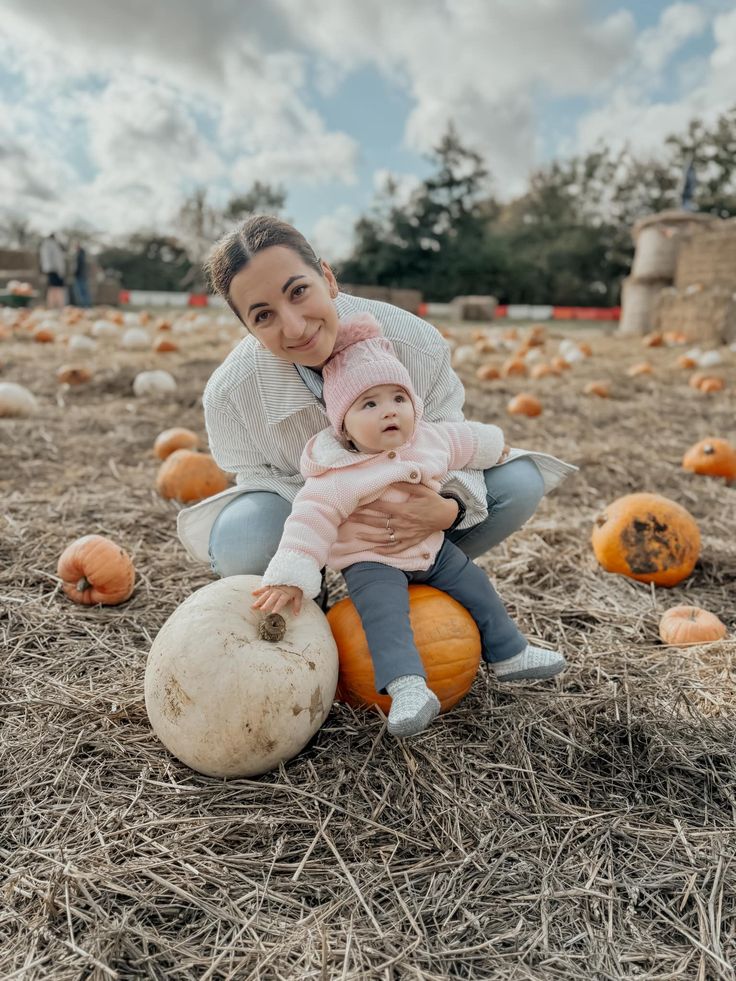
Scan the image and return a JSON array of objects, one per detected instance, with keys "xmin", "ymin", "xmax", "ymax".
[
  {"xmin": 77, "ymin": 576, "xmax": 92, "ymax": 593},
  {"xmin": 258, "ymin": 613, "xmax": 287, "ymax": 642}
]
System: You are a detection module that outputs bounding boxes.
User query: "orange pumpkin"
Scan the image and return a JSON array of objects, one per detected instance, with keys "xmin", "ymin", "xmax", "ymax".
[
  {"xmin": 501, "ymin": 357, "xmax": 527, "ymax": 378},
  {"xmin": 698, "ymin": 377, "xmax": 725, "ymax": 393},
  {"xmin": 577, "ymin": 341, "xmax": 593, "ymax": 357},
  {"xmin": 56, "ymin": 364, "xmax": 92, "ymax": 385},
  {"xmin": 154, "ymin": 338, "xmax": 178, "ymax": 353},
  {"xmin": 475, "ymin": 363, "xmax": 500, "ymax": 381},
  {"xmin": 153, "ymin": 427, "xmax": 201, "ymax": 460},
  {"xmin": 33, "ymin": 327, "xmax": 55, "ymax": 343},
  {"xmin": 688, "ymin": 371, "xmax": 706, "ymax": 389},
  {"xmin": 659, "ymin": 606, "xmax": 727, "ymax": 646},
  {"xmin": 156, "ymin": 449, "xmax": 230, "ymax": 502},
  {"xmin": 550, "ymin": 356, "xmax": 571, "ymax": 372},
  {"xmin": 591, "ymin": 492, "xmax": 700, "ymax": 587},
  {"xmin": 663, "ymin": 330, "xmax": 687, "ymax": 346},
  {"xmin": 682, "ymin": 438, "xmax": 736, "ymax": 480},
  {"xmin": 626, "ymin": 362, "xmax": 653, "ymax": 377},
  {"xmin": 507, "ymin": 393, "xmax": 542, "ymax": 417},
  {"xmin": 530, "ymin": 363, "xmax": 559, "ymax": 379},
  {"xmin": 642, "ymin": 331, "xmax": 663, "ymax": 347},
  {"xmin": 327, "ymin": 585, "xmax": 481, "ymax": 714},
  {"xmin": 677, "ymin": 354, "xmax": 697, "ymax": 370},
  {"xmin": 57, "ymin": 534, "xmax": 135, "ymax": 605},
  {"xmin": 583, "ymin": 381, "xmax": 610, "ymax": 398}
]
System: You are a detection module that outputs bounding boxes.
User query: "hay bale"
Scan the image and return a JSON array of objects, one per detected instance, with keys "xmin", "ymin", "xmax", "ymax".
[
  {"xmin": 675, "ymin": 218, "xmax": 736, "ymax": 290},
  {"xmin": 450, "ymin": 295, "xmax": 498, "ymax": 322},
  {"xmin": 388, "ymin": 288, "xmax": 422, "ymax": 314},
  {"xmin": 653, "ymin": 285, "xmax": 736, "ymax": 343},
  {"xmin": 631, "ymin": 211, "xmax": 714, "ymax": 283},
  {"xmin": 618, "ymin": 277, "xmax": 664, "ymax": 336}
]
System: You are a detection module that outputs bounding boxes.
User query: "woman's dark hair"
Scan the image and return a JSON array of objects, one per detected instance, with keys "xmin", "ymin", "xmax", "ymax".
[{"xmin": 204, "ymin": 215, "xmax": 324, "ymax": 322}]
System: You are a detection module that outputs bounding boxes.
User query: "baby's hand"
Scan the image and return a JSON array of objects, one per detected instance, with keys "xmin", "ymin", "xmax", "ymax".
[{"xmin": 251, "ymin": 584, "xmax": 303, "ymax": 616}]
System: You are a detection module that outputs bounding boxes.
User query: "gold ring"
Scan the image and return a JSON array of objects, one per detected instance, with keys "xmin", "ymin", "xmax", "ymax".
[{"xmin": 389, "ymin": 532, "xmax": 396, "ymax": 543}]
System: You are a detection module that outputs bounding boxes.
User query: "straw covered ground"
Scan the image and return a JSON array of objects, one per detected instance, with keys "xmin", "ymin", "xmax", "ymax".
[{"xmin": 1, "ymin": 308, "xmax": 736, "ymax": 980}]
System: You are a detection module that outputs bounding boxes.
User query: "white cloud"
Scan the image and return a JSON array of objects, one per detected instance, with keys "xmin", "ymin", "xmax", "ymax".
[
  {"xmin": 310, "ymin": 205, "xmax": 359, "ymax": 262},
  {"xmin": 576, "ymin": 4, "xmax": 735, "ymax": 159}
]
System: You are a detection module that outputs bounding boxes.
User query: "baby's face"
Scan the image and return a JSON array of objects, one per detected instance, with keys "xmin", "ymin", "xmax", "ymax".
[{"xmin": 343, "ymin": 384, "xmax": 415, "ymax": 453}]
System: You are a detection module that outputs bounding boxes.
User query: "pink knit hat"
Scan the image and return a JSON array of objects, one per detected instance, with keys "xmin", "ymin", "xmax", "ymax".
[{"xmin": 322, "ymin": 313, "xmax": 423, "ymax": 435}]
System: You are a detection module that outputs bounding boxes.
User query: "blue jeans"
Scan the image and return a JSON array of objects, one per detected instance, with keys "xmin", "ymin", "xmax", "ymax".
[
  {"xmin": 72, "ymin": 277, "xmax": 91, "ymax": 308},
  {"xmin": 208, "ymin": 458, "xmax": 545, "ymax": 577}
]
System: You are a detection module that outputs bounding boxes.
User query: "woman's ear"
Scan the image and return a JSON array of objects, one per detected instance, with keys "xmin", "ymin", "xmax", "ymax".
[{"xmin": 321, "ymin": 260, "xmax": 338, "ymax": 299}]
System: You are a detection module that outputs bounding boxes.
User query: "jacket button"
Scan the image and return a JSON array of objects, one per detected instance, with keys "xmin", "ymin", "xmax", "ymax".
[
  {"xmin": 387, "ymin": 450, "xmax": 396, "ymax": 459},
  {"xmin": 409, "ymin": 470, "xmax": 419, "ymax": 480},
  {"xmin": 422, "ymin": 552, "xmax": 431, "ymax": 560}
]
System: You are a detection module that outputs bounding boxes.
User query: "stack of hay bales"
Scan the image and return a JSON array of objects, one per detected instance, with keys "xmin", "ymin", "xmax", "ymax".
[
  {"xmin": 653, "ymin": 218, "xmax": 736, "ymax": 343},
  {"xmin": 618, "ymin": 210, "xmax": 713, "ymax": 335}
]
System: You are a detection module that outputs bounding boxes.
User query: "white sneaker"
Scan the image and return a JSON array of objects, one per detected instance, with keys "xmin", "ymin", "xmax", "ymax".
[
  {"xmin": 386, "ymin": 675, "xmax": 441, "ymax": 737},
  {"xmin": 492, "ymin": 645, "xmax": 567, "ymax": 682}
]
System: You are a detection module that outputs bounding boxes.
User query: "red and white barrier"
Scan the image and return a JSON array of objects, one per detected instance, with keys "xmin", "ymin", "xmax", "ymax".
[{"xmin": 119, "ymin": 290, "xmax": 227, "ymax": 308}]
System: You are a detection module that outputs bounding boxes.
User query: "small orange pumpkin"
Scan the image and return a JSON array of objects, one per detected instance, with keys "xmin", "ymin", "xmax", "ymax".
[
  {"xmin": 682, "ymin": 438, "xmax": 736, "ymax": 480},
  {"xmin": 591, "ymin": 492, "xmax": 700, "ymax": 587},
  {"xmin": 677, "ymin": 354, "xmax": 698, "ymax": 370},
  {"xmin": 156, "ymin": 449, "xmax": 230, "ymax": 502},
  {"xmin": 507, "ymin": 393, "xmax": 542, "ymax": 417},
  {"xmin": 57, "ymin": 534, "xmax": 135, "ymax": 605},
  {"xmin": 153, "ymin": 427, "xmax": 201, "ymax": 460},
  {"xmin": 583, "ymin": 381, "xmax": 610, "ymax": 398},
  {"xmin": 530, "ymin": 363, "xmax": 559, "ymax": 379},
  {"xmin": 33, "ymin": 327, "xmax": 55, "ymax": 343},
  {"xmin": 550, "ymin": 356, "xmax": 571, "ymax": 372},
  {"xmin": 642, "ymin": 331, "xmax": 663, "ymax": 347},
  {"xmin": 688, "ymin": 371, "xmax": 706, "ymax": 389},
  {"xmin": 501, "ymin": 357, "xmax": 527, "ymax": 378},
  {"xmin": 475, "ymin": 363, "xmax": 500, "ymax": 381},
  {"xmin": 659, "ymin": 606, "xmax": 727, "ymax": 646},
  {"xmin": 626, "ymin": 362, "xmax": 653, "ymax": 377},
  {"xmin": 56, "ymin": 364, "xmax": 92, "ymax": 385},
  {"xmin": 154, "ymin": 338, "xmax": 178, "ymax": 353},
  {"xmin": 328, "ymin": 585, "xmax": 481, "ymax": 714},
  {"xmin": 698, "ymin": 377, "xmax": 725, "ymax": 393},
  {"xmin": 577, "ymin": 341, "xmax": 593, "ymax": 357}
]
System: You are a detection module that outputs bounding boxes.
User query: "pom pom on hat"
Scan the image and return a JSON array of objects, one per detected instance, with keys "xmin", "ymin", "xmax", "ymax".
[{"xmin": 322, "ymin": 313, "xmax": 422, "ymax": 435}]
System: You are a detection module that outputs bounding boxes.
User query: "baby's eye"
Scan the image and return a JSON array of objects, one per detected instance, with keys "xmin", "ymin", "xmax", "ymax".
[
  {"xmin": 395, "ymin": 395, "xmax": 405, "ymax": 402},
  {"xmin": 363, "ymin": 400, "xmax": 375, "ymax": 409}
]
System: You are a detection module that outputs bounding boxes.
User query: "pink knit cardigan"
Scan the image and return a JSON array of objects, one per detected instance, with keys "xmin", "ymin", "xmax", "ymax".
[{"xmin": 261, "ymin": 416, "xmax": 505, "ymax": 598}]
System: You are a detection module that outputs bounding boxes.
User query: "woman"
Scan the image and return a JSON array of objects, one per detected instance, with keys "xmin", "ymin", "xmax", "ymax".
[{"xmin": 177, "ymin": 216, "xmax": 576, "ymax": 633}]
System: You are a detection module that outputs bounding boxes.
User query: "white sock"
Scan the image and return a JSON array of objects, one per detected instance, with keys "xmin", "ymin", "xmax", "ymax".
[
  {"xmin": 492, "ymin": 644, "xmax": 567, "ymax": 681},
  {"xmin": 386, "ymin": 674, "xmax": 440, "ymax": 737}
]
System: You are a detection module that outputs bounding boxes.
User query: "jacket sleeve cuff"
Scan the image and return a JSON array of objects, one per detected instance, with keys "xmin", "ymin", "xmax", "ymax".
[
  {"xmin": 261, "ymin": 550, "xmax": 323, "ymax": 599},
  {"xmin": 466, "ymin": 421, "xmax": 505, "ymax": 469}
]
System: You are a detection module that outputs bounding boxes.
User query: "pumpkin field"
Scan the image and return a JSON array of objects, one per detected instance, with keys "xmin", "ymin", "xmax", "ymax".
[{"xmin": 2, "ymin": 305, "xmax": 736, "ymax": 980}]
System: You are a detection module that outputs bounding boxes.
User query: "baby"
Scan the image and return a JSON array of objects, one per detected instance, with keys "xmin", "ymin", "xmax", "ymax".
[{"xmin": 252, "ymin": 314, "xmax": 566, "ymax": 736}]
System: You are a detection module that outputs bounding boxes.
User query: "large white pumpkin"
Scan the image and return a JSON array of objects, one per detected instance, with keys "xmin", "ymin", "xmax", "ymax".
[{"xmin": 144, "ymin": 576, "xmax": 339, "ymax": 778}]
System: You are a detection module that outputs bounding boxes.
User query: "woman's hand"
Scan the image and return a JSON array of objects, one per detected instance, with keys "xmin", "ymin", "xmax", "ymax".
[
  {"xmin": 498, "ymin": 443, "xmax": 511, "ymax": 463},
  {"xmin": 346, "ymin": 483, "xmax": 459, "ymax": 554},
  {"xmin": 251, "ymin": 584, "xmax": 303, "ymax": 616}
]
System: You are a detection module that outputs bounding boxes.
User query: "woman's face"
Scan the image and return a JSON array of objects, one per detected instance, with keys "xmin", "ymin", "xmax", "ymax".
[{"xmin": 229, "ymin": 246, "xmax": 340, "ymax": 368}]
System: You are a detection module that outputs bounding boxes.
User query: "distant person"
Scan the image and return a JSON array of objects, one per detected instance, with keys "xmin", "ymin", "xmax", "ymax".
[
  {"xmin": 39, "ymin": 233, "xmax": 66, "ymax": 309},
  {"xmin": 71, "ymin": 241, "xmax": 91, "ymax": 308}
]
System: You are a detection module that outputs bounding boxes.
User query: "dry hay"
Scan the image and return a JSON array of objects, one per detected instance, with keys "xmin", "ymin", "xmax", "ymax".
[{"xmin": 2, "ymin": 313, "xmax": 736, "ymax": 980}]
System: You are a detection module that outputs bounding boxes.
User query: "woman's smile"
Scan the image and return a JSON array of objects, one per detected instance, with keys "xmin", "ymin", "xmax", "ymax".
[{"xmin": 288, "ymin": 327, "xmax": 321, "ymax": 351}]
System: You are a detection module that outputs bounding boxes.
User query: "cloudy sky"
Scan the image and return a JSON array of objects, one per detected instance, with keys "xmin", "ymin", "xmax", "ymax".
[{"xmin": 1, "ymin": 0, "xmax": 735, "ymax": 259}]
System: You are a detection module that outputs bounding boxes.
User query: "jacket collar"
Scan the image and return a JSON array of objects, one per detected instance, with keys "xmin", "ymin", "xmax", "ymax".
[{"xmin": 254, "ymin": 341, "xmax": 324, "ymax": 424}]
